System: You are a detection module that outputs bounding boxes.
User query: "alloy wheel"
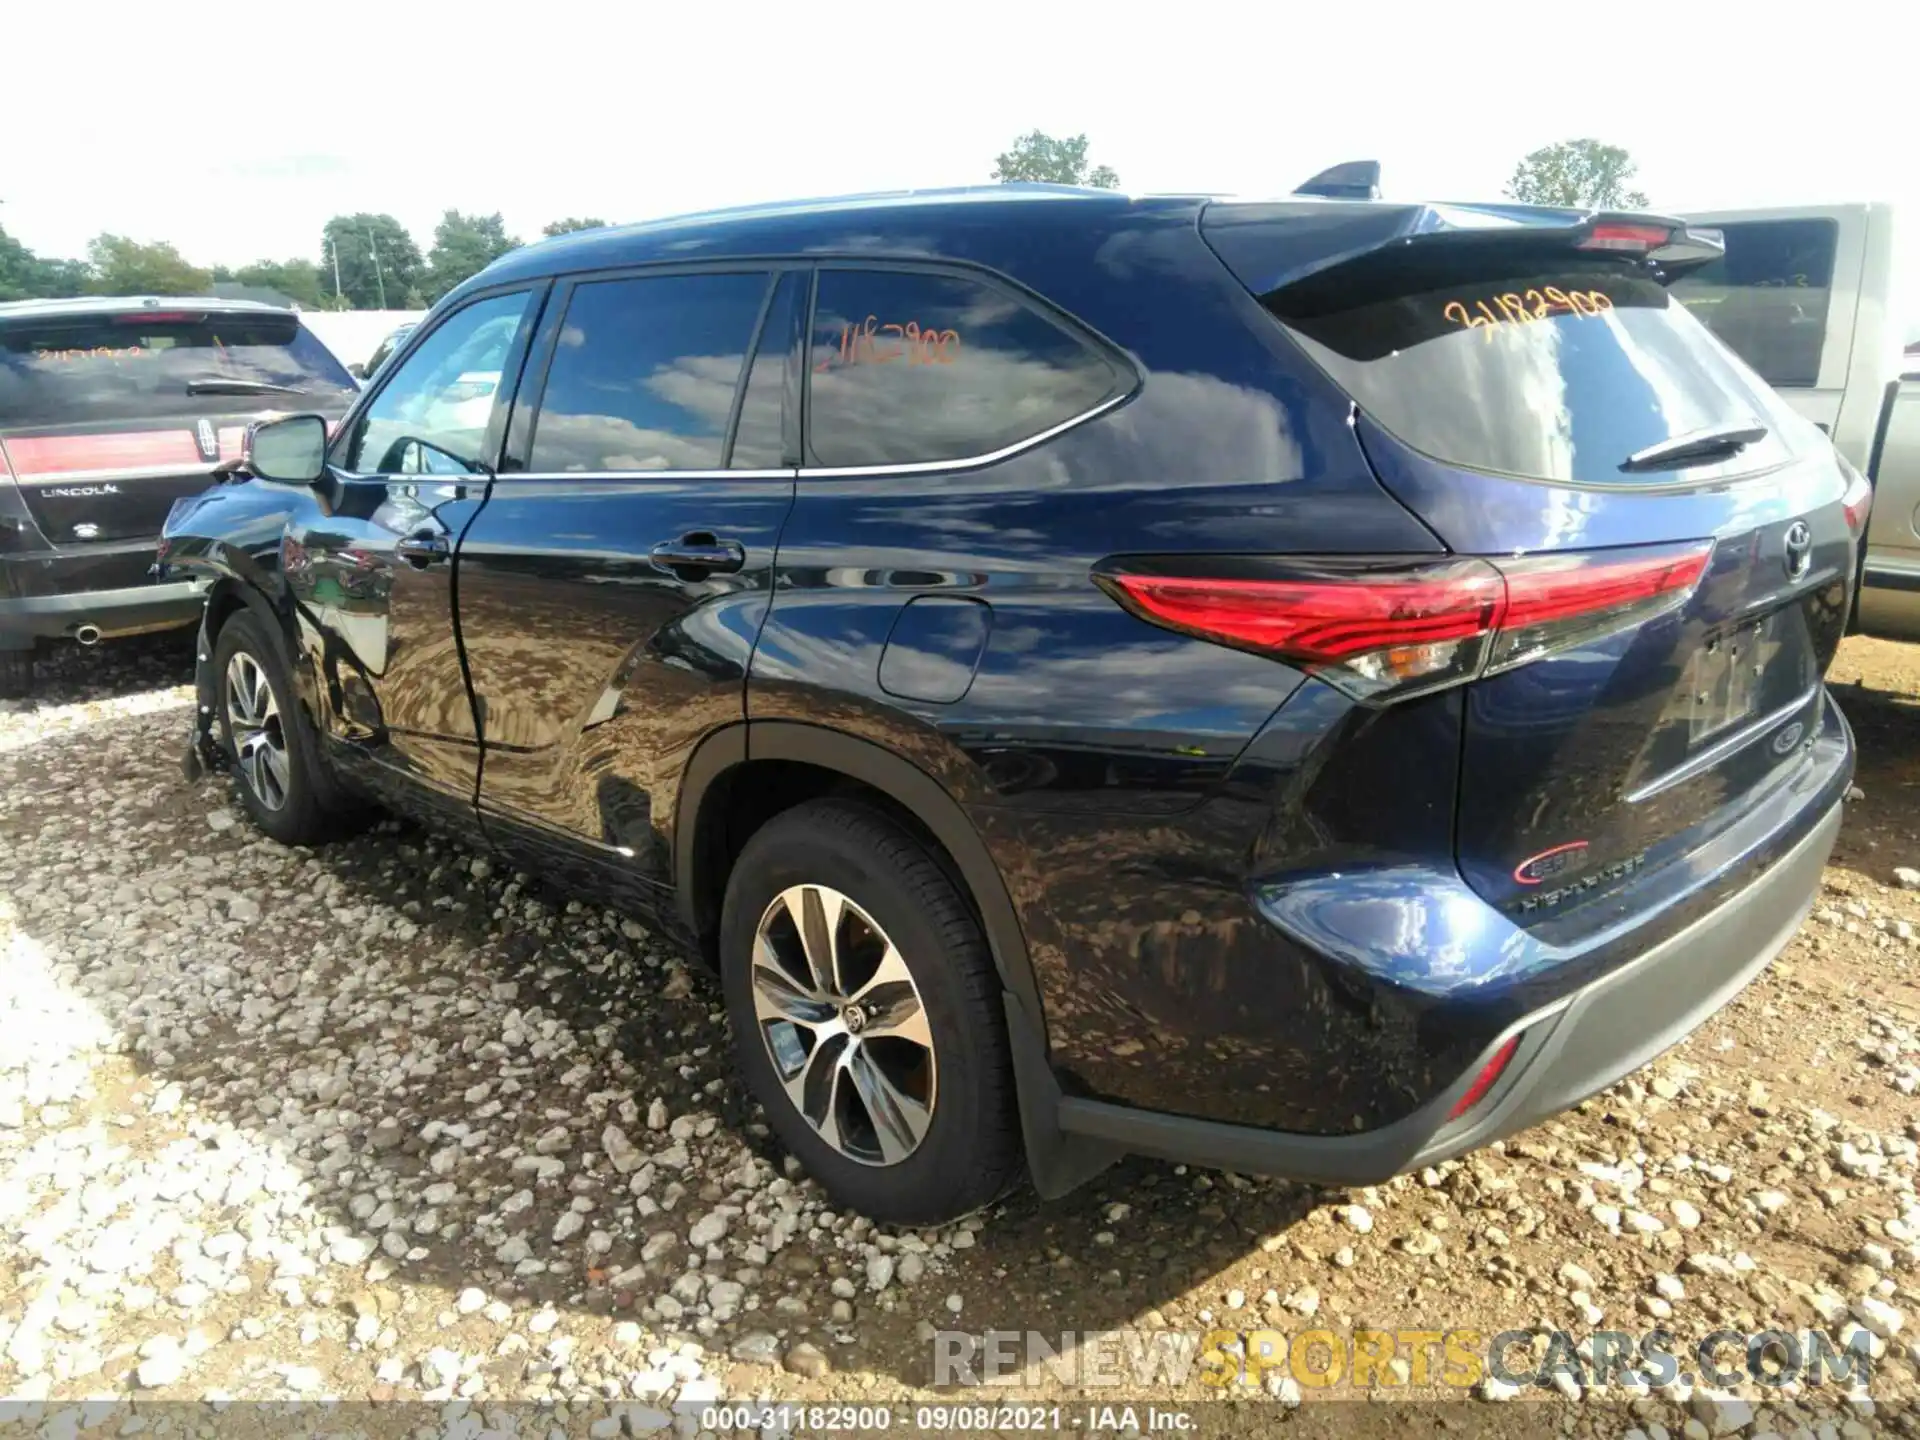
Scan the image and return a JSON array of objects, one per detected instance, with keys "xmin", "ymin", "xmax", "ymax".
[
  {"xmin": 224, "ymin": 651, "xmax": 290, "ymax": 812},
  {"xmin": 750, "ymin": 884, "xmax": 936, "ymax": 1166}
]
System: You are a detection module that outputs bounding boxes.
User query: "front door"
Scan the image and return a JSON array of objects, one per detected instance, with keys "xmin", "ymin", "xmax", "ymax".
[
  {"xmin": 457, "ymin": 267, "xmax": 799, "ymax": 893},
  {"xmin": 292, "ymin": 286, "xmax": 545, "ymax": 822}
]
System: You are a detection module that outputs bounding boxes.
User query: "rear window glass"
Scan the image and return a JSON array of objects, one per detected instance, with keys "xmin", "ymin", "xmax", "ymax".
[
  {"xmin": 1271, "ymin": 254, "xmax": 1800, "ymax": 486},
  {"xmin": 0, "ymin": 312, "xmax": 357, "ymax": 426},
  {"xmin": 806, "ymin": 269, "xmax": 1125, "ymax": 468},
  {"xmin": 1670, "ymin": 219, "xmax": 1838, "ymax": 388}
]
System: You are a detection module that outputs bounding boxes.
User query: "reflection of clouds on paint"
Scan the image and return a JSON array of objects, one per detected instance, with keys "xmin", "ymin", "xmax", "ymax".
[
  {"xmin": 531, "ymin": 353, "xmax": 742, "ymax": 472},
  {"xmin": 1078, "ymin": 371, "xmax": 1305, "ymax": 487}
]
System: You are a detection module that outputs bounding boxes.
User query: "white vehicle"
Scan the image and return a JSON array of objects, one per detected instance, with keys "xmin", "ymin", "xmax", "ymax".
[{"xmin": 1675, "ymin": 204, "xmax": 1918, "ymax": 639}]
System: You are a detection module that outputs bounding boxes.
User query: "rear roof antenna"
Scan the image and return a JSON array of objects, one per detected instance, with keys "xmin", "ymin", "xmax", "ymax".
[{"xmin": 1293, "ymin": 160, "xmax": 1381, "ymax": 201}]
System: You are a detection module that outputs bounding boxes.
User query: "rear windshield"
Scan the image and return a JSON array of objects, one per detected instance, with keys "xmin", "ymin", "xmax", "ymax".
[
  {"xmin": 1268, "ymin": 252, "xmax": 1801, "ymax": 486},
  {"xmin": 0, "ymin": 312, "xmax": 357, "ymax": 426},
  {"xmin": 1670, "ymin": 218, "xmax": 1838, "ymax": 388}
]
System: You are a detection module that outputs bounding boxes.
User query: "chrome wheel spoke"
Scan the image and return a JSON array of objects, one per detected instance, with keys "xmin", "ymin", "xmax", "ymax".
[
  {"xmin": 793, "ymin": 884, "xmax": 845, "ymax": 996},
  {"xmin": 225, "ymin": 651, "xmax": 289, "ymax": 813},
  {"xmin": 751, "ymin": 950, "xmax": 834, "ymax": 1030},
  {"xmin": 846, "ymin": 1042, "xmax": 932, "ymax": 1165}
]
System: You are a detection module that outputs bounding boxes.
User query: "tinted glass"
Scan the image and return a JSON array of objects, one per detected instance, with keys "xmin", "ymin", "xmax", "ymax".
[
  {"xmin": 1272, "ymin": 254, "xmax": 1802, "ymax": 485},
  {"xmin": 0, "ymin": 312, "xmax": 357, "ymax": 427},
  {"xmin": 807, "ymin": 270, "xmax": 1123, "ymax": 468},
  {"xmin": 528, "ymin": 272, "xmax": 770, "ymax": 473},
  {"xmin": 348, "ymin": 292, "xmax": 532, "ymax": 474},
  {"xmin": 1670, "ymin": 219, "xmax": 1837, "ymax": 388},
  {"xmin": 730, "ymin": 274, "xmax": 795, "ymax": 469}
]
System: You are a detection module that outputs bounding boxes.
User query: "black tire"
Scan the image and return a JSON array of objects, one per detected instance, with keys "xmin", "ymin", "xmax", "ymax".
[
  {"xmin": 719, "ymin": 799, "xmax": 1023, "ymax": 1225},
  {"xmin": 211, "ymin": 611, "xmax": 335, "ymax": 845},
  {"xmin": 0, "ymin": 650, "xmax": 30, "ymax": 701}
]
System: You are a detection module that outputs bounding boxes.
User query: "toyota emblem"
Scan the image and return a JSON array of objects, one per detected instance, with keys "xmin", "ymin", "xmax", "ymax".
[{"xmin": 1783, "ymin": 520, "xmax": 1813, "ymax": 580}]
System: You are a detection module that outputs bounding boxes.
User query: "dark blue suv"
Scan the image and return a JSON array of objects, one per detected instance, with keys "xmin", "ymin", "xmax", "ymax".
[{"xmin": 159, "ymin": 179, "xmax": 1863, "ymax": 1224}]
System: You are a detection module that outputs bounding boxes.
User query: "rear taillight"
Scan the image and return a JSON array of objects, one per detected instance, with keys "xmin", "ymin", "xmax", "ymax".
[
  {"xmin": 1841, "ymin": 462, "xmax": 1873, "ymax": 538},
  {"xmin": 1099, "ymin": 540, "xmax": 1713, "ymax": 703},
  {"xmin": 1448, "ymin": 1036, "xmax": 1519, "ymax": 1121}
]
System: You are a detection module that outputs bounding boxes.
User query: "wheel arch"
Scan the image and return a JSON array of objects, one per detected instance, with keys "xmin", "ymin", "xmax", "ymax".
[{"xmin": 673, "ymin": 720, "xmax": 1119, "ymax": 1199}]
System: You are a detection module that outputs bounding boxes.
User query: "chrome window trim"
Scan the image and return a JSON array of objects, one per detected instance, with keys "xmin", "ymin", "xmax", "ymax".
[
  {"xmin": 492, "ymin": 468, "xmax": 796, "ymax": 483},
  {"xmin": 797, "ymin": 387, "xmax": 1135, "ymax": 479}
]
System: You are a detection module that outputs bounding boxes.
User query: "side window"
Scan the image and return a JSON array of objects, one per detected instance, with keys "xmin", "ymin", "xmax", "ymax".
[
  {"xmin": 806, "ymin": 269, "xmax": 1125, "ymax": 468},
  {"xmin": 528, "ymin": 272, "xmax": 770, "ymax": 473},
  {"xmin": 1671, "ymin": 219, "xmax": 1839, "ymax": 388},
  {"xmin": 729, "ymin": 273, "xmax": 798, "ymax": 469},
  {"xmin": 347, "ymin": 292, "xmax": 534, "ymax": 474}
]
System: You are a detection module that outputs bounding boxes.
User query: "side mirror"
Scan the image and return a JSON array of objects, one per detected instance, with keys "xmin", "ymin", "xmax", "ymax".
[{"xmin": 247, "ymin": 414, "xmax": 330, "ymax": 486}]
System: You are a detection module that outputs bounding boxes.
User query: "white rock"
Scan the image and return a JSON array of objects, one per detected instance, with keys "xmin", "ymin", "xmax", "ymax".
[
  {"xmin": 688, "ymin": 1212, "xmax": 729, "ymax": 1248},
  {"xmin": 867, "ymin": 1254, "xmax": 895, "ymax": 1291},
  {"xmin": 1853, "ymin": 1295, "xmax": 1904, "ymax": 1339}
]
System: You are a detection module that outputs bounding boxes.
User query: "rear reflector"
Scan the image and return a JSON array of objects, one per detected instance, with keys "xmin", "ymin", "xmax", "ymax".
[
  {"xmin": 1448, "ymin": 1036, "xmax": 1519, "ymax": 1121},
  {"xmin": 1099, "ymin": 540, "xmax": 1713, "ymax": 702}
]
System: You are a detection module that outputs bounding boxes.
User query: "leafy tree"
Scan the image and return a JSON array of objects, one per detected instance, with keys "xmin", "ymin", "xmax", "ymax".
[
  {"xmin": 320, "ymin": 213, "xmax": 424, "ymax": 310},
  {"xmin": 234, "ymin": 259, "xmax": 326, "ymax": 309},
  {"xmin": 542, "ymin": 217, "xmax": 610, "ymax": 237},
  {"xmin": 0, "ymin": 223, "xmax": 87, "ymax": 301},
  {"xmin": 991, "ymin": 131, "xmax": 1119, "ymax": 188},
  {"xmin": 85, "ymin": 234, "xmax": 211, "ymax": 295},
  {"xmin": 1505, "ymin": 139, "xmax": 1649, "ymax": 210},
  {"xmin": 426, "ymin": 211, "xmax": 521, "ymax": 302}
]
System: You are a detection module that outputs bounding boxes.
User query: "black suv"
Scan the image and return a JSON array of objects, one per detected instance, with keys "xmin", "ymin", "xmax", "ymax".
[
  {"xmin": 161, "ymin": 183, "xmax": 1857, "ymax": 1224},
  {"xmin": 0, "ymin": 297, "xmax": 358, "ymax": 696}
]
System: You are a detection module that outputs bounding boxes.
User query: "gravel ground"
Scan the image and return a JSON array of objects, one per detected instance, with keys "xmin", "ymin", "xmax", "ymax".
[{"xmin": 3, "ymin": 631, "xmax": 1920, "ymax": 1439}]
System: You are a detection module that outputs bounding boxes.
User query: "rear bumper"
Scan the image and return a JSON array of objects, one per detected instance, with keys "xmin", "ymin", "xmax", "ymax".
[
  {"xmin": 0, "ymin": 548, "xmax": 206, "ymax": 647},
  {"xmin": 1055, "ymin": 738, "xmax": 1845, "ymax": 1185}
]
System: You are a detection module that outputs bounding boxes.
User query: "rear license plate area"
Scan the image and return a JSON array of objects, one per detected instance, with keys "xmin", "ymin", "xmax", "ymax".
[{"xmin": 1683, "ymin": 616, "xmax": 1771, "ymax": 744}]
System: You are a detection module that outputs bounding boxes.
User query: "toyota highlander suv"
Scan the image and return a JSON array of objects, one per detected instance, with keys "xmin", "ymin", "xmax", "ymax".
[
  {"xmin": 0, "ymin": 297, "xmax": 358, "ymax": 696},
  {"xmin": 157, "ymin": 173, "xmax": 1860, "ymax": 1224}
]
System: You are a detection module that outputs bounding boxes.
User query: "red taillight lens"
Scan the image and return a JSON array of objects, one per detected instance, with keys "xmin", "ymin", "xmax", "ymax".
[
  {"xmin": 1100, "ymin": 540, "xmax": 1713, "ymax": 703},
  {"xmin": 113, "ymin": 311, "xmax": 205, "ymax": 324},
  {"xmin": 1841, "ymin": 464, "xmax": 1873, "ymax": 537},
  {"xmin": 1448, "ymin": 1036, "xmax": 1519, "ymax": 1121},
  {"xmin": 1578, "ymin": 222, "xmax": 1673, "ymax": 253}
]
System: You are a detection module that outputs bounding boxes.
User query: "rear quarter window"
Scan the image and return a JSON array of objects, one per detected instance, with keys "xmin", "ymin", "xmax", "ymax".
[
  {"xmin": 805, "ymin": 269, "xmax": 1127, "ymax": 469},
  {"xmin": 1670, "ymin": 218, "xmax": 1839, "ymax": 388}
]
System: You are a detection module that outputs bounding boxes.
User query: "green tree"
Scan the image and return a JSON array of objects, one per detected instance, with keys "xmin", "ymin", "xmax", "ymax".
[
  {"xmin": 320, "ymin": 213, "xmax": 424, "ymax": 309},
  {"xmin": 233, "ymin": 259, "xmax": 326, "ymax": 309},
  {"xmin": 990, "ymin": 130, "xmax": 1119, "ymax": 188},
  {"xmin": 426, "ymin": 211, "xmax": 521, "ymax": 301},
  {"xmin": 542, "ymin": 217, "xmax": 610, "ymax": 237},
  {"xmin": 1504, "ymin": 139, "xmax": 1650, "ymax": 210},
  {"xmin": 0, "ymin": 223, "xmax": 88, "ymax": 301},
  {"xmin": 85, "ymin": 234, "xmax": 210, "ymax": 295}
]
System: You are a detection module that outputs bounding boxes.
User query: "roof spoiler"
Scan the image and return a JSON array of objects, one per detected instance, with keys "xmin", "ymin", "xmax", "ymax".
[{"xmin": 1294, "ymin": 161, "xmax": 1381, "ymax": 201}]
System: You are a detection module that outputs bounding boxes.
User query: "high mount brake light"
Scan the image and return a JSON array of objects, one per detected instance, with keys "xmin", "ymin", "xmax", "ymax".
[
  {"xmin": 1100, "ymin": 541, "xmax": 1714, "ymax": 702},
  {"xmin": 1578, "ymin": 222, "xmax": 1674, "ymax": 253}
]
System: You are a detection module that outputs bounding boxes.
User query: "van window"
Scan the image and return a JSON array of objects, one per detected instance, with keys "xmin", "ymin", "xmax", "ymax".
[
  {"xmin": 805, "ymin": 269, "xmax": 1125, "ymax": 468},
  {"xmin": 529, "ymin": 272, "xmax": 771, "ymax": 473},
  {"xmin": 1670, "ymin": 218, "xmax": 1839, "ymax": 388}
]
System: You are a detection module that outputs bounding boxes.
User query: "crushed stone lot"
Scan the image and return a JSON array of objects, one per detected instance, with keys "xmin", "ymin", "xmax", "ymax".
[{"xmin": 3, "ymin": 632, "xmax": 1920, "ymax": 1438}]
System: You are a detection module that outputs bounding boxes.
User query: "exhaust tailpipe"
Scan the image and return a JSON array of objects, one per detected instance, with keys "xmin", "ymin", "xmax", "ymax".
[{"xmin": 73, "ymin": 624, "xmax": 101, "ymax": 647}]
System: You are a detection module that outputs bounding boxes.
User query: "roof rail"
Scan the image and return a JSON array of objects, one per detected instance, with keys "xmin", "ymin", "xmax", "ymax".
[{"xmin": 1294, "ymin": 161, "xmax": 1381, "ymax": 201}]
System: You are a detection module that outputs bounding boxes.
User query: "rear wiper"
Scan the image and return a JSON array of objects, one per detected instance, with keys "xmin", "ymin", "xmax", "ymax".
[
  {"xmin": 1620, "ymin": 422, "xmax": 1768, "ymax": 474},
  {"xmin": 184, "ymin": 377, "xmax": 305, "ymax": 397}
]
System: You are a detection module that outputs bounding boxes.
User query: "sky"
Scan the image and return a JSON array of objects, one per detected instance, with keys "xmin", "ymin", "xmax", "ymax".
[{"xmin": 4, "ymin": 0, "xmax": 1913, "ymax": 297}]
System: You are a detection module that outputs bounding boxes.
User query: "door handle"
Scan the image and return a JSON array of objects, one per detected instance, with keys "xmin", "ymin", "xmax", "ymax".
[
  {"xmin": 396, "ymin": 531, "xmax": 450, "ymax": 568},
  {"xmin": 649, "ymin": 535, "xmax": 746, "ymax": 576}
]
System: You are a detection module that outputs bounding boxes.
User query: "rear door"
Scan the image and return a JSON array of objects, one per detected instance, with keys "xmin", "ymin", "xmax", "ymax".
[
  {"xmin": 1232, "ymin": 219, "xmax": 1855, "ymax": 923},
  {"xmin": 1673, "ymin": 205, "xmax": 1894, "ymax": 471},
  {"xmin": 457, "ymin": 266, "xmax": 798, "ymax": 889},
  {"xmin": 0, "ymin": 308, "xmax": 357, "ymax": 547}
]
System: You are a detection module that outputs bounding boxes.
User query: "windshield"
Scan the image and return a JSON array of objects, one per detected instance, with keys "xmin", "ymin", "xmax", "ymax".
[
  {"xmin": 0, "ymin": 312, "xmax": 358, "ymax": 427},
  {"xmin": 1268, "ymin": 252, "xmax": 1810, "ymax": 486}
]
